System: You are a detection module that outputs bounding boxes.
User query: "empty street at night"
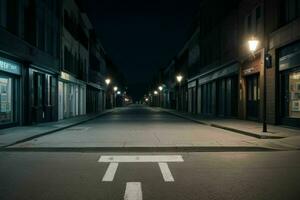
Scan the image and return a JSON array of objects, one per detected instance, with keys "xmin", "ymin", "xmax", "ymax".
[{"xmin": 1, "ymin": 0, "xmax": 300, "ymax": 199}]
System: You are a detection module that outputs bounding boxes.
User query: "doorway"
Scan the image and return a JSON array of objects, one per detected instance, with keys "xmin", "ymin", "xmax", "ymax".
[{"xmin": 246, "ymin": 74, "xmax": 260, "ymax": 120}]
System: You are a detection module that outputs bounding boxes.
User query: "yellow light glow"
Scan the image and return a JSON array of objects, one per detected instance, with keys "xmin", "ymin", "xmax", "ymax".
[
  {"xmin": 105, "ymin": 78, "xmax": 111, "ymax": 85},
  {"xmin": 176, "ymin": 75, "xmax": 183, "ymax": 83},
  {"xmin": 248, "ymin": 39, "xmax": 259, "ymax": 52}
]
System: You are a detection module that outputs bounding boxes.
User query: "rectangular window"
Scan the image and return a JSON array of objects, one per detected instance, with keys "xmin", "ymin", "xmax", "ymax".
[
  {"xmin": 281, "ymin": 0, "xmax": 300, "ymax": 24},
  {"xmin": 256, "ymin": 6, "xmax": 261, "ymax": 21},
  {"xmin": 289, "ymin": 70, "xmax": 300, "ymax": 118},
  {"xmin": 247, "ymin": 14, "xmax": 252, "ymax": 33},
  {"xmin": 6, "ymin": 0, "xmax": 18, "ymax": 35},
  {"xmin": 0, "ymin": 76, "xmax": 14, "ymax": 124}
]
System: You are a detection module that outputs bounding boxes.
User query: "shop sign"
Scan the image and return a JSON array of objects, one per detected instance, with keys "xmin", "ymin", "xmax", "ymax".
[
  {"xmin": 242, "ymin": 56, "xmax": 261, "ymax": 76},
  {"xmin": 188, "ymin": 81, "xmax": 196, "ymax": 88},
  {"xmin": 243, "ymin": 67, "xmax": 259, "ymax": 75},
  {"xmin": 0, "ymin": 58, "xmax": 21, "ymax": 75}
]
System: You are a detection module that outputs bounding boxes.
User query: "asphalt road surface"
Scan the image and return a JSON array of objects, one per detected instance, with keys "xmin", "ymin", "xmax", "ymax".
[
  {"xmin": 1, "ymin": 105, "xmax": 300, "ymax": 200},
  {"xmin": 10, "ymin": 105, "xmax": 262, "ymax": 149},
  {"xmin": 0, "ymin": 151, "xmax": 300, "ymax": 200}
]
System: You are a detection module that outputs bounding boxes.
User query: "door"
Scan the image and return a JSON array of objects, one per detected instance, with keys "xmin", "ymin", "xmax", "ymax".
[
  {"xmin": 58, "ymin": 81, "xmax": 64, "ymax": 120},
  {"xmin": 33, "ymin": 72, "xmax": 45, "ymax": 122},
  {"xmin": 246, "ymin": 74, "xmax": 260, "ymax": 120}
]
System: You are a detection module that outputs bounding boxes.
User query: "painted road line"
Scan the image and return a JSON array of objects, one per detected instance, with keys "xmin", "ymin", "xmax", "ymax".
[
  {"xmin": 102, "ymin": 162, "xmax": 118, "ymax": 182},
  {"xmin": 98, "ymin": 155, "xmax": 184, "ymax": 163},
  {"xmin": 158, "ymin": 162, "xmax": 174, "ymax": 182},
  {"xmin": 124, "ymin": 182, "xmax": 143, "ymax": 200}
]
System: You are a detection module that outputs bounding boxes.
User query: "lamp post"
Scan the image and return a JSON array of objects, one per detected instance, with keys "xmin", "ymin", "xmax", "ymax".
[
  {"xmin": 248, "ymin": 38, "xmax": 268, "ymax": 132},
  {"xmin": 176, "ymin": 74, "xmax": 183, "ymax": 111},
  {"xmin": 154, "ymin": 90, "xmax": 158, "ymax": 107},
  {"xmin": 113, "ymin": 86, "xmax": 118, "ymax": 108},
  {"xmin": 105, "ymin": 78, "xmax": 111, "ymax": 109},
  {"xmin": 158, "ymin": 86, "xmax": 163, "ymax": 107}
]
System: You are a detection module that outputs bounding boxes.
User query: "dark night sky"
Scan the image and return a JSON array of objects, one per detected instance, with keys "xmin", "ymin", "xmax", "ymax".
[{"xmin": 84, "ymin": 0, "xmax": 200, "ymax": 101}]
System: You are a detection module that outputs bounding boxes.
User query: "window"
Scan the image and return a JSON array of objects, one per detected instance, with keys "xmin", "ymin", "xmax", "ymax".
[
  {"xmin": 247, "ymin": 14, "xmax": 252, "ymax": 33},
  {"xmin": 6, "ymin": 0, "xmax": 18, "ymax": 35},
  {"xmin": 289, "ymin": 70, "xmax": 300, "ymax": 118},
  {"xmin": 256, "ymin": 6, "xmax": 261, "ymax": 21},
  {"xmin": 280, "ymin": 0, "xmax": 300, "ymax": 24},
  {"xmin": 0, "ymin": 76, "xmax": 14, "ymax": 124},
  {"xmin": 37, "ymin": 12, "xmax": 45, "ymax": 50}
]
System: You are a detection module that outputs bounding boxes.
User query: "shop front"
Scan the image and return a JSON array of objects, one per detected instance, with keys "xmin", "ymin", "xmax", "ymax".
[
  {"xmin": 196, "ymin": 62, "xmax": 239, "ymax": 117},
  {"xmin": 58, "ymin": 72, "xmax": 86, "ymax": 120},
  {"xmin": 0, "ymin": 57, "xmax": 21, "ymax": 128},
  {"xmin": 86, "ymin": 84, "xmax": 105, "ymax": 114},
  {"xmin": 279, "ymin": 42, "xmax": 300, "ymax": 127}
]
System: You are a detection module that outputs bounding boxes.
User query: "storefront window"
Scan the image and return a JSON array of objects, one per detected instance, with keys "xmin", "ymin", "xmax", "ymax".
[
  {"xmin": 0, "ymin": 77, "xmax": 13, "ymax": 124},
  {"xmin": 289, "ymin": 70, "xmax": 300, "ymax": 118}
]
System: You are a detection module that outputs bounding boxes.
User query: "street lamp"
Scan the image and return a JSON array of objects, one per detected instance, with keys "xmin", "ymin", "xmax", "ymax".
[
  {"xmin": 247, "ymin": 37, "xmax": 267, "ymax": 132},
  {"xmin": 117, "ymin": 91, "xmax": 121, "ymax": 95},
  {"xmin": 154, "ymin": 90, "xmax": 158, "ymax": 95},
  {"xmin": 176, "ymin": 74, "xmax": 183, "ymax": 111},
  {"xmin": 176, "ymin": 74, "xmax": 183, "ymax": 83},
  {"xmin": 158, "ymin": 86, "xmax": 163, "ymax": 107},
  {"xmin": 105, "ymin": 78, "xmax": 111, "ymax": 85},
  {"xmin": 248, "ymin": 38, "xmax": 259, "ymax": 53},
  {"xmin": 113, "ymin": 86, "xmax": 118, "ymax": 107}
]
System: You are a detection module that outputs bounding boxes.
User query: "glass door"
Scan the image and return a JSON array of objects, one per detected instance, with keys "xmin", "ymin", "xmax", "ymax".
[{"xmin": 281, "ymin": 68, "xmax": 300, "ymax": 126}]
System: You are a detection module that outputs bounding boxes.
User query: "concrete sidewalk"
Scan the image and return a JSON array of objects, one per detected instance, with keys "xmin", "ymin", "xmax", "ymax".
[
  {"xmin": 161, "ymin": 108, "xmax": 300, "ymax": 139},
  {"xmin": 0, "ymin": 109, "xmax": 114, "ymax": 148}
]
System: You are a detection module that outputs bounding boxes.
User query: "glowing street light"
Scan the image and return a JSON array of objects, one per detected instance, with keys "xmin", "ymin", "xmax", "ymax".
[
  {"xmin": 247, "ymin": 37, "xmax": 267, "ymax": 133},
  {"xmin": 113, "ymin": 86, "xmax": 118, "ymax": 92},
  {"xmin": 176, "ymin": 74, "xmax": 183, "ymax": 83},
  {"xmin": 117, "ymin": 91, "xmax": 121, "ymax": 95},
  {"xmin": 154, "ymin": 90, "xmax": 158, "ymax": 95},
  {"xmin": 158, "ymin": 86, "xmax": 163, "ymax": 91},
  {"xmin": 105, "ymin": 78, "xmax": 111, "ymax": 85},
  {"xmin": 248, "ymin": 38, "xmax": 259, "ymax": 53}
]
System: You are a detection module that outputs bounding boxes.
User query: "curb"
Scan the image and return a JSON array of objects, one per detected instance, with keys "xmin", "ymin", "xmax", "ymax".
[
  {"xmin": 1, "ymin": 109, "xmax": 115, "ymax": 148},
  {"xmin": 162, "ymin": 109, "xmax": 285, "ymax": 139},
  {"xmin": 0, "ymin": 146, "xmax": 279, "ymax": 152}
]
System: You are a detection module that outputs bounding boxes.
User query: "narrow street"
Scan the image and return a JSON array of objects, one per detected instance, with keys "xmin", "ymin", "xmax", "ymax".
[{"xmin": 1, "ymin": 105, "xmax": 300, "ymax": 200}]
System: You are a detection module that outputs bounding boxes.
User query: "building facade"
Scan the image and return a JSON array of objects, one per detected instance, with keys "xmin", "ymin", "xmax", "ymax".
[
  {"xmin": 0, "ymin": 0, "xmax": 118, "ymax": 129},
  {"xmin": 58, "ymin": 0, "xmax": 89, "ymax": 120},
  {"xmin": 154, "ymin": 0, "xmax": 300, "ymax": 128},
  {"xmin": 87, "ymin": 31, "xmax": 107, "ymax": 114},
  {"xmin": 0, "ymin": 0, "xmax": 61, "ymax": 128}
]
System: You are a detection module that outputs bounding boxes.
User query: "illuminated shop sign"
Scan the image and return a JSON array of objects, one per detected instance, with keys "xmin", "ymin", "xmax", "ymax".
[{"xmin": 0, "ymin": 58, "xmax": 21, "ymax": 75}]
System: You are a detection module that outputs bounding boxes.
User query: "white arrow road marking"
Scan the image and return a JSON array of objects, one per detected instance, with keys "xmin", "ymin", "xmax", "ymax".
[
  {"xmin": 98, "ymin": 155, "xmax": 184, "ymax": 163},
  {"xmin": 102, "ymin": 162, "xmax": 118, "ymax": 182},
  {"xmin": 158, "ymin": 162, "xmax": 174, "ymax": 182},
  {"xmin": 124, "ymin": 182, "xmax": 143, "ymax": 200}
]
